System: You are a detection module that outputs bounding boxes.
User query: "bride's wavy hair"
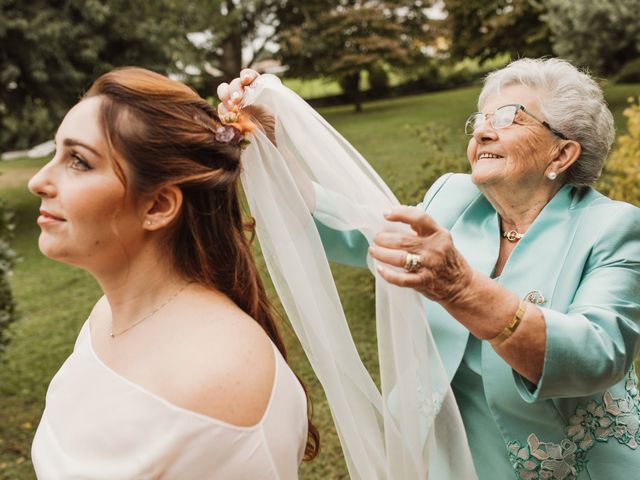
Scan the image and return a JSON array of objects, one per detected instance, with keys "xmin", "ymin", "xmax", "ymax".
[{"xmin": 83, "ymin": 67, "xmax": 319, "ymax": 461}]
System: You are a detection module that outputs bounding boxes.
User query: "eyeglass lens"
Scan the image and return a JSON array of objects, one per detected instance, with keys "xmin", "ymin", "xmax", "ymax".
[{"xmin": 465, "ymin": 105, "xmax": 519, "ymax": 135}]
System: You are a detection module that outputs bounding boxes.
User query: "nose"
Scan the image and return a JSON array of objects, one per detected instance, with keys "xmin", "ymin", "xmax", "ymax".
[
  {"xmin": 473, "ymin": 116, "xmax": 498, "ymax": 143},
  {"xmin": 28, "ymin": 160, "xmax": 57, "ymax": 199}
]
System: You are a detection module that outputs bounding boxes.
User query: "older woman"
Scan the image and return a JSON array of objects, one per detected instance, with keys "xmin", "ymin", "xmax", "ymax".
[{"xmin": 221, "ymin": 58, "xmax": 640, "ymax": 479}]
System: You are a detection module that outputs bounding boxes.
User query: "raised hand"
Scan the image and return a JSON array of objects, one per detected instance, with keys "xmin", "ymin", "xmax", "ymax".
[
  {"xmin": 216, "ymin": 69, "xmax": 260, "ymax": 121},
  {"xmin": 368, "ymin": 206, "xmax": 474, "ymax": 303}
]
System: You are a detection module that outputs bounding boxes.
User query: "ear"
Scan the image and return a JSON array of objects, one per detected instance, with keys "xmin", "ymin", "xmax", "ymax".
[
  {"xmin": 547, "ymin": 140, "xmax": 581, "ymax": 178},
  {"xmin": 141, "ymin": 185, "xmax": 183, "ymax": 231}
]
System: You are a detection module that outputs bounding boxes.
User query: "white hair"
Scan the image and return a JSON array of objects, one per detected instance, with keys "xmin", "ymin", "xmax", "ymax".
[{"xmin": 478, "ymin": 58, "xmax": 615, "ymax": 186}]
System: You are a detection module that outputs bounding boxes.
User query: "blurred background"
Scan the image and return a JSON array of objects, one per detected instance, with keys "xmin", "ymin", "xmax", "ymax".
[{"xmin": 1, "ymin": 1, "xmax": 639, "ymax": 478}]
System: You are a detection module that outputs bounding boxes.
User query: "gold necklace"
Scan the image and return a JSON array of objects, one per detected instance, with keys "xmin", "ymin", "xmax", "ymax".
[
  {"xmin": 110, "ymin": 283, "xmax": 191, "ymax": 338},
  {"xmin": 502, "ymin": 229, "xmax": 524, "ymax": 242}
]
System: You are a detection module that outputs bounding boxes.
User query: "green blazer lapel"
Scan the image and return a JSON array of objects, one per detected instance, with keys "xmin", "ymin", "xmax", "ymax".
[{"xmin": 482, "ymin": 184, "xmax": 584, "ymax": 441}]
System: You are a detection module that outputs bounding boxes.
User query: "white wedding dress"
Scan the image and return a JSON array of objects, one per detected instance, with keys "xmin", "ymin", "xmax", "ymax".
[{"xmin": 31, "ymin": 321, "xmax": 308, "ymax": 479}]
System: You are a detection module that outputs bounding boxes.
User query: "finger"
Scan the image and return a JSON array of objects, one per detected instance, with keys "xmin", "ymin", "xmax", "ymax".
[
  {"xmin": 375, "ymin": 264, "xmax": 423, "ymax": 289},
  {"xmin": 374, "ymin": 231, "xmax": 423, "ymax": 251},
  {"xmin": 217, "ymin": 101, "xmax": 230, "ymax": 118},
  {"xmin": 383, "ymin": 206, "xmax": 439, "ymax": 236},
  {"xmin": 240, "ymin": 69, "xmax": 259, "ymax": 85},
  {"xmin": 217, "ymin": 82, "xmax": 230, "ymax": 105},
  {"xmin": 229, "ymin": 78, "xmax": 244, "ymax": 105},
  {"xmin": 368, "ymin": 245, "xmax": 410, "ymax": 268}
]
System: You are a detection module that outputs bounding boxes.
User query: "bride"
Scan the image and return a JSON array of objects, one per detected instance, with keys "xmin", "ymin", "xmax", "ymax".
[{"xmin": 29, "ymin": 67, "xmax": 318, "ymax": 479}]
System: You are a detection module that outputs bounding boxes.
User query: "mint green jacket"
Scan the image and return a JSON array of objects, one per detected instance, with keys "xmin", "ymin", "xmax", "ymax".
[{"xmin": 314, "ymin": 173, "xmax": 640, "ymax": 479}]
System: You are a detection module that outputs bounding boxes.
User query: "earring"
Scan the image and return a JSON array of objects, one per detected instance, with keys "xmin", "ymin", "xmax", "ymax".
[
  {"xmin": 547, "ymin": 171, "xmax": 557, "ymax": 181},
  {"xmin": 145, "ymin": 220, "xmax": 153, "ymax": 225}
]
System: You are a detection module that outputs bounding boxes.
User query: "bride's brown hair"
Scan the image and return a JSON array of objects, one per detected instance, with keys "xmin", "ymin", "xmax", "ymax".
[{"xmin": 83, "ymin": 67, "xmax": 319, "ymax": 460}]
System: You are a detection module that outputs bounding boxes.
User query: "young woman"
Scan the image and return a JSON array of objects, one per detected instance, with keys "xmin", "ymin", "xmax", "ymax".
[{"xmin": 29, "ymin": 67, "xmax": 318, "ymax": 479}]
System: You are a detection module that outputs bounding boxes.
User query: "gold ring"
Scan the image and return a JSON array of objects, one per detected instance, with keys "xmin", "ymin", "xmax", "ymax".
[{"xmin": 403, "ymin": 253, "xmax": 422, "ymax": 273}]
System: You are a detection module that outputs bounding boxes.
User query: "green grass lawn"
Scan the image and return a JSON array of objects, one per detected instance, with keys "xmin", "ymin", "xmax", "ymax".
[{"xmin": 0, "ymin": 83, "xmax": 639, "ymax": 479}]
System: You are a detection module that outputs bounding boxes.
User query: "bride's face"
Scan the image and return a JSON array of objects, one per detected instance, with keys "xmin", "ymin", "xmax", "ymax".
[{"xmin": 28, "ymin": 97, "xmax": 146, "ymax": 274}]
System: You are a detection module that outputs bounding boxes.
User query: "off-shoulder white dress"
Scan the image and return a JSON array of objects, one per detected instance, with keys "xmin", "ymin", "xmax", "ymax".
[{"xmin": 31, "ymin": 321, "xmax": 308, "ymax": 480}]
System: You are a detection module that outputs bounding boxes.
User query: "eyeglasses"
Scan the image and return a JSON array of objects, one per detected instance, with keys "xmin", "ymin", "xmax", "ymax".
[{"xmin": 464, "ymin": 103, "xmax": 568, "ymax": 140}]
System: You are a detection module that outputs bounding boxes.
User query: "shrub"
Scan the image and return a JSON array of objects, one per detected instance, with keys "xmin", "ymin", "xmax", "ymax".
[
  {"xmin": 0, "ymin": 198, "xmax": 18, "ymax": 358},
  {"xmin": 615, "ymin": 59, "xmax": 640, "ymax": 84},
  {"xmin": 597, "ymin": 98, "xmax": 640, "ymax": 206},
  {"xmin": 393, "ymin": 122, "xmax": 469, "ymax": 204}
]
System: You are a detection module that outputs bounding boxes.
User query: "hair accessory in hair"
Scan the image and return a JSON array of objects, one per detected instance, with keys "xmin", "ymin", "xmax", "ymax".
[{"xmin": 219, "ymin": 107, "xmax": 256, "ymax": 150}]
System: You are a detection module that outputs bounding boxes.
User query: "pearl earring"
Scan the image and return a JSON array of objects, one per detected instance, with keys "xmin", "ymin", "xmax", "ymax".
[
  {"xmin": 547, "ymin": 172, "xmax": 557, "ymax": 181},
  {"xmin": 145, "ymin": 220, "xmax": 153, "ymax": 225}
]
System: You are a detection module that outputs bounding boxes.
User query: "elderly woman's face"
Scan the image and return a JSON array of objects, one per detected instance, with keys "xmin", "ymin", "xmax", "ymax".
[{"xmin": 466, "ymin": 84, "xmax": 557, "ymax": 190}]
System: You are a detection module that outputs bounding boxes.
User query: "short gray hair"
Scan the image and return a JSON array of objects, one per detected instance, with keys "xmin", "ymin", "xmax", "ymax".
[{"xmin": 478, "ymin": 58, "xmax": 615, "ymax": 186}]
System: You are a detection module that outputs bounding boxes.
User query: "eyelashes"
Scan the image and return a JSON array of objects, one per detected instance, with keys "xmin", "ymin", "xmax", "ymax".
[{"xmin": 68, "ymin": 152, "xmax": 92, "ymax": 171}]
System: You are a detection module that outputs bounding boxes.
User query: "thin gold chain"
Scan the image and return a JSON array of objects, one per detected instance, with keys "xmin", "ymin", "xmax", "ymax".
[{"xmin": 110, "ymin": 283, "xmax": 191, "ymax": 338}]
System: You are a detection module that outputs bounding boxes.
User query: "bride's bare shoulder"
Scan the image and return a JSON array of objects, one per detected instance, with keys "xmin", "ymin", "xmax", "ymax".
[{"xmin": 161, "ymin": 286, "xmax": 278, "ymax": 427}]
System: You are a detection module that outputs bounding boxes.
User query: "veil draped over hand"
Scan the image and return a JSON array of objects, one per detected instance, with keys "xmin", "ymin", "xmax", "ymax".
[{"xmin": 239, "ymin": 75, "xmax": 476, "ymax": 479}]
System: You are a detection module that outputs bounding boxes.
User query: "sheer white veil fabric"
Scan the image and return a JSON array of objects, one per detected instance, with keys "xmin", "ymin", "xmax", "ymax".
[{"xmin": 239, "ymin": 75, "xmax": 477, "ymax": 479}]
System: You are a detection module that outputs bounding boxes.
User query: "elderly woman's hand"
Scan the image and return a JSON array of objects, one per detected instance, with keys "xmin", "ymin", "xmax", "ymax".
[
  {"xmin": 369, "ymin": 206, "xmax": 475, "ymax": 304},
  {"xmin": 216, "ymin": 69, "xmax": 260, "ymax": 120}
]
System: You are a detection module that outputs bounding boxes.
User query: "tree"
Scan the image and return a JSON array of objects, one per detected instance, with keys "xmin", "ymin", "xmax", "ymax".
[
  {"xmin": 0, "ymin": 0, "xmax": 193, "ymax": 151},
  {"xmin": 541, "ymin": 0, "xmax": 640, "ymax": 75},
  {"xmin": 278, "ymin": 1, "xmax": 435, "ymax": 112},
  {"xmin": 442, "ymin": 0, "xmax": 552, "ymax": 62},
  {"xmin": 184, "ymin": 0, "xmax": 286, "ymax": 84}
]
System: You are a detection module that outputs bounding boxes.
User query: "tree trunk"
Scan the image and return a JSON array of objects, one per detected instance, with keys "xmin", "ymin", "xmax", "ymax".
[
  {"xmin": 342, "ymin": 72, "xmax": 362, "ymax": 113},
  {"xmin": 220, "ymin": 30, "xmax": 243, "ymax": 82},
  {"xmin": 219, "ymin": 0, "xmax": 243, "ymax": 82}
]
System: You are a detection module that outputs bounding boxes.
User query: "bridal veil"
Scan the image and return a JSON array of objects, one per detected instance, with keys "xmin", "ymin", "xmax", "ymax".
[{"xmin": 239, "ymin": 75, "xmax": 476, "ymax": 479}]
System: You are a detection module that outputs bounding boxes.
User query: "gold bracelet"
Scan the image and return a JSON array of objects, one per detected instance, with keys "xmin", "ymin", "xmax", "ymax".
[{"xmin": 489, "ymin": 300, "xmax": 527, "ymax": 347}]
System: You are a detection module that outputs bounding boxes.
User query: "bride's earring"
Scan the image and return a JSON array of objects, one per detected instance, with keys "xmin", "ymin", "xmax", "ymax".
[{"xmin": 547, "ymin": 171, "xmax": 557, "ymax": 180}]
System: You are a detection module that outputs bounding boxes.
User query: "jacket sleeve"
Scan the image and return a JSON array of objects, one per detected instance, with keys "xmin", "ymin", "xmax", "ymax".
[
  {"xmin": 312, "ymin": 173, "xmax": 455, "ymax": 268},
  {"xmin": 514, "ymin": 202, "xmax": 640, "ymax": 401},
  {"xmin": 312, "ymin": 182, "xmax": 370, "ymax": 268}
]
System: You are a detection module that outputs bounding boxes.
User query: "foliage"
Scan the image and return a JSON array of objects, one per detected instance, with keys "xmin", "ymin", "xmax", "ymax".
[
  {"xmin": 278, "ymin": 0, "xmax": 435, "ymax": 111},
  {"xmin": 0, "ymin": 0, "xmax": 194, "ymax": 152},
  {"xmin": 1, "ymin": 83, "xmax": 638, "ymax": 479},
  {"xmin": 394, "ymin": 122, "xmax": 469, "ymax": 203},
  {"xmin": 442, "ymin": 0, "xmax": 552, "ymax": 62},
  {"xmin": 182, "ymin": 0, "xmax": 284, "ymax": 84},
  {"xmin": 597, "ymin": 98, "xmax": 640, "ymax": 206},
  {"xmin": 541, "ymin": 0, "xmax": 640, "ymax": 75},
  {"xmin": 615, "ymin": 59, "xmax": 640, "ymax": 84},
  {"xmin": 0, "ymin": 196, "xmax": 18, "ymax": 359}
]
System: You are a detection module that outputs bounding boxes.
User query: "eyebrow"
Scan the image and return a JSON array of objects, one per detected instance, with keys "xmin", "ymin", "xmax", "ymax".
[{"xmin": 54, "ymin": 137, "xmax": 103, "ymax": 158}]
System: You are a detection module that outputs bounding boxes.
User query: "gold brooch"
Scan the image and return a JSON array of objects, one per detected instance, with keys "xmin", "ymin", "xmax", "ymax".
[{"xmin": 524, "ymin": 290, "xmax": 546, "ymax": 305}]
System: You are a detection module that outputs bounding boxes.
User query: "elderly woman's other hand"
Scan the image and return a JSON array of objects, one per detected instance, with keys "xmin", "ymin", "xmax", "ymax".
[
  {"xmin": 369, "ymin": 206, "xmax": 475, "ymax": 304},
  {"xmin": 217, "ymin": 69, "xmax": 260, "ymax": 120}
]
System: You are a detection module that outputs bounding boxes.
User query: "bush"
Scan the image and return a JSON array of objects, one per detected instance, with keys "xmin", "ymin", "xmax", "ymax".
[
  {"xmin": 614, "ymin": 59, "xmax": 640, "ymax": 84},
  {"xmin": 393, "ymin": 122, "xmax": 469, "ymax": 204},
  {"xmin": 597, "ymin": 98, "xmax": 640, "ymax": 206},
  {"xmin": 0, "ymin": 198, "xmax": 18, "ymax": 358},
  {"xmin": 367, "ymin": 67, "xmax": 391, "ymax": 97}
]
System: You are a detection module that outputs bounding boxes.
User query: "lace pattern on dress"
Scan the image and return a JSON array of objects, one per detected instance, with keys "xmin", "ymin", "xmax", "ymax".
[{"xmin": 507, "ymin": 367, "xmax": 640, "ymax": 480}]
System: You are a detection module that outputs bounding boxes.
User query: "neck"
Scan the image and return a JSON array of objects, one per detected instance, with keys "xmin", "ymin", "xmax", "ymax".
[
  {"xmin": 479, "ymin": 180, "xmax": 563, "ymax": 233},
  {"xmin": 91, "ymin": 245, "xmax": 188, "ymax": 335}
]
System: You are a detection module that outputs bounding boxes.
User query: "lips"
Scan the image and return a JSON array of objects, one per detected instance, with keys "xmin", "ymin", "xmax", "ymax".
[
  {"xmin": 39, "ymin": 209, "xmax": 65, "ymax": 221},
  {"xmin": 37, "ymin": 209, "xmax": 66, "ymax": 226}
]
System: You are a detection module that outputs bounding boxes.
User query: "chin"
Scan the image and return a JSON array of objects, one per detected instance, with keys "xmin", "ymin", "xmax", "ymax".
[
  {"xmin": 470, "ymin": 159, "xmax": 508, "ymax": 187},
  {"xmin": 38, "ymin": 234, "xmax": 73, "ymax": 264},
  {"xmin": 471, "ymin": 169, "xmax": 500, "ymax": 187}
]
